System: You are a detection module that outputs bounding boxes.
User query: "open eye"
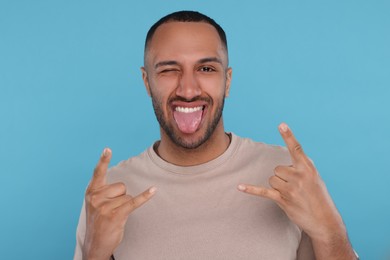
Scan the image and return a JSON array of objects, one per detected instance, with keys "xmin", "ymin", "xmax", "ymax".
[{"xmin": 199, "ymin": 66, "xmax": 215, "ymax": 72}]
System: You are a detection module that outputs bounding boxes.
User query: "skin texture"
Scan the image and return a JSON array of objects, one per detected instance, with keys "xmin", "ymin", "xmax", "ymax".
[
  {"xmin": 141, "ymin": 22, "xmax": 232, "ymax": 166},
  {"xmin": 82, "ymin": 21, "xmax": 357, "ymax": 259},
  {"xmin": 238, "ymin": 123, "xmax": 357, "ymax": 260},
  {"xmin": 83, "ymin": 148, "xmax": 156, "ymax": 260}
]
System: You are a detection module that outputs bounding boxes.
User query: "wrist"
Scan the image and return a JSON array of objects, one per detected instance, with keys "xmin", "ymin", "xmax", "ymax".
[
  {"xmin": 82, "ymin": 246, "xmax": 113, "ymax": 260},
  {"xmin": 310, "ymin": 228, "xmax": 357, "ymax": 260},
  {"xmin": 310, "ymin": 222, "xmax": 348, "ymax": 244}
]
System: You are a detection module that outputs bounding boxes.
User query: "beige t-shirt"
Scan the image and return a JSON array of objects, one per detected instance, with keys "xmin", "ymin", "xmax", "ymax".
[{"xmin": 74, "ymin": 134, "xmax": 315, "ymax": 259}]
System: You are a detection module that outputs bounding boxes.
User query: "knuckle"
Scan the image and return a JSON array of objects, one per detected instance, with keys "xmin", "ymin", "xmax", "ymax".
[
  {"xmin": 294, "ymin": 143, "xmax": 303, "ymax": 152},
  {"xmin": 259, "ymin": 188, "xmax": 269, "ymax": 197},
  {"xmin": 269, "ymin": 175, "xmax": 280, "ymax": 187},
  {"xmin": 128, "ymin": 198, "xmax": 136, "ymax": 208},
  {"xmin": 100, "ymin": 204, "xmax": 120, "ymax": 221},
  {"xmin": 109, "ymin": 208, "xmax": 119, "ymax": 219},
  {"xmin": 121, "ymin": 195, "xmax": 132, "ymax": 205},
  {"xmin": 85, "ymin": 187, "xmax": 92, "ymax": 196},
  {"xmin": 287, "ymin": 185, "xmax": 301, "ymax": 201},
  {"xmin": 296, "ymin": 179, "xmax": 304, "ymax": 190},
  {"xmin": 93, "ymin": 166, "xmax": 100, "ymax": 177},
  {"xmin": 286, "ymin": 189, "xmax": 296, "ymax": 200},
  {"xmin": 99, "ymin": 204, "xmax": 109, "ymax": 214},
  {"xmin": 88, "ymin": 193, "xmax": 100, "ymax": 208},
  {"xmin": 281, "ymin": 191, "xmax": 292, "ymax": 203},
  {"xmin": 308, "ymin": 165, "xmax": 318, "ymax": 177},
  {"xmin": 111, "ymin": 208, "xmax": 118, "ymax": 215},
  {"xmin": 117, "ymin": 182, "xmax": 127, "ymax": 193}
]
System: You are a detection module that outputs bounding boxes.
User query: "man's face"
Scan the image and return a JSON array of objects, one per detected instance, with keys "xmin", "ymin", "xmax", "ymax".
[{"xmin": 142, "ymin": 21, "xmax": 232, "ymax": 149}]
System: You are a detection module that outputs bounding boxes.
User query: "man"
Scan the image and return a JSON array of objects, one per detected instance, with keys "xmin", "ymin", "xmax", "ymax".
[{"xmin": 74, "ymin": 11, "xmax": 357, "ymax": 260}]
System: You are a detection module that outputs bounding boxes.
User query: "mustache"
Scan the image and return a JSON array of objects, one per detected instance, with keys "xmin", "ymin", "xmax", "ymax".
[{"xmin": 168, "ymin": 96, "xmax": 212, "ymax": 103}]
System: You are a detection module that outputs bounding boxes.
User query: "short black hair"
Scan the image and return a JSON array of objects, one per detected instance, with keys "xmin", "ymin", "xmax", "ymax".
[{"xmin": 144, "ymin": 10, "xmax": 228, "ymax": 59}]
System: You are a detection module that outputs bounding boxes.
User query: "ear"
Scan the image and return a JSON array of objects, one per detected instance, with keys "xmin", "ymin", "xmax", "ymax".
[
  {"xmin": 224, "ymin": 67, "xmax": 232, "ymax": 97},
  {"xmin": 141, "ymin": 67, "xmax": 151, "ymax": 97}
]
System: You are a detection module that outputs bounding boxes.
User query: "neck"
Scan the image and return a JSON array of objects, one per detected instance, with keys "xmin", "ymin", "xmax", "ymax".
[{"xmin": 156, "ymin": 122, "xmax": 230, "ymax": 166}]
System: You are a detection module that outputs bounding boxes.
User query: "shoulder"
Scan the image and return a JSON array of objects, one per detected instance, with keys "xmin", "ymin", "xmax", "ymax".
[
  {"xmin": 233, "ymin": 133, "xmax": 292, "ymax": 166},
  {"xmin": 106, "ymin": 148, "xmax": 152, "ymax": 183},
  {"xmin": 114, "ymin": 149, "xmax": 150, "ymax": 170}
]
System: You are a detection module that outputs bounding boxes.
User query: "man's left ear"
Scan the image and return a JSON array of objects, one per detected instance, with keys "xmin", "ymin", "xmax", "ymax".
[{"xmin": 225, "ymin": 67, "xmax": 232, "ymax": 97}]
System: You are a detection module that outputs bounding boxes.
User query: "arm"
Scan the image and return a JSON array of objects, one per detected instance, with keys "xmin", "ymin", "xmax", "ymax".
[{"xmin": 238, "ymin": 123, "xmax": 357, "ymax": 260}]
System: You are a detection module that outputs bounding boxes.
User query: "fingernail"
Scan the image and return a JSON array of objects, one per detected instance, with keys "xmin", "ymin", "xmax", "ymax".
[
  {"xmin": 237, "ymin": 184, "xmax": 246, "ymax": 191},
  {"xmin": 102, "ymin": 148, "xmax": 110, "ymax": 157},
  {"xmin": 279, "ymin": 123, "xmax": 289, "ymax": 133},
  {"xmin": 149, "ymin": 186, "xmax": 157, "ymax": 194}
]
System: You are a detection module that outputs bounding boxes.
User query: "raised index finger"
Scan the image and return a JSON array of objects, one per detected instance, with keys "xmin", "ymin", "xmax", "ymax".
[
  {"xmin": 278, "ymin": 123, "xmax": 307, "ymax": 165},
  {"xmin": 88, "ymin": 148, "xmax": 112, "ymax": 190}
]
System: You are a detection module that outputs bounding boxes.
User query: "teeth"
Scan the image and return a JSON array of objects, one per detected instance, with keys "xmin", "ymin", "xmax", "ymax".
[{"xmin": 175, "ymin": 106, "xmax": 203, "ymax": 113}]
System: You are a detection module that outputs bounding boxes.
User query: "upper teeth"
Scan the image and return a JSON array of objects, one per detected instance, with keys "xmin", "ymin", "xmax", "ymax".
[{"xmin": 175, "ymin": 106, "xmax": 203, "ymax": 113}]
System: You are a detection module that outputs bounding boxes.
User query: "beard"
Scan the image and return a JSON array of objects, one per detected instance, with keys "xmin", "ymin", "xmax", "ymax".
[{"xmin": 150, "ymin": 93, "xmax": 225, "ymax": 149}]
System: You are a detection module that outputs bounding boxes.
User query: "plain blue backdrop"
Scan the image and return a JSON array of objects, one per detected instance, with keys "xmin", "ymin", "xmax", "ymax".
[{"xmin": 1, "ymin": 0, "xmax": 389, "ymax": 259}]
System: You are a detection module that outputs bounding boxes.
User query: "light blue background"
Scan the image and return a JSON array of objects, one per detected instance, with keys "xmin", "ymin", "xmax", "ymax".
[{"xmin": 1, "ymin": 0, "xmax": 389, "ymax": 259}]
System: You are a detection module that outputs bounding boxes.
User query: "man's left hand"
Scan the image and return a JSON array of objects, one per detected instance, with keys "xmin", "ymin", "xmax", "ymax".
[{"xmin": 238, "ymin": 123, "xmax": 346, "ymax": 244}]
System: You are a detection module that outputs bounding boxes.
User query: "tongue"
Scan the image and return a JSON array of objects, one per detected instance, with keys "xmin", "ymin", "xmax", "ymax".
[{"xmin": 173, "ymin": 109, "xmax": 203, "ymax": 134}]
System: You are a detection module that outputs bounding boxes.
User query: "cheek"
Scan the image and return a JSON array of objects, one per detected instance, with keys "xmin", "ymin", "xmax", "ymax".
[
  {"xmin": 155, "ymin": 72, "xmax": 180, "ymax": 85},
  {"xmin": 198, "ymin": 76, "xmax": 227, "ymax": 97},
  {"xmin": 150, "ymin": 76, "xmax": 178, "ymax": 97},
  {"xmin": 149, "ymin": 79, "xmax": 177, "ymax": 117}
]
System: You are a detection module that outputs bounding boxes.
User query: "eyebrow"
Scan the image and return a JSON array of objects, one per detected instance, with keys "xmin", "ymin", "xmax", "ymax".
[
  {"xmin": 154, "ymin": 57, "xmax": 223, "ymax": 69},
  {"xmin": 154, "ymin": 60, "xmax": 179, "ymax": 69},
  {"xmin": 198, "ymin": 57, "xmax": 223, "ymax": 64}
]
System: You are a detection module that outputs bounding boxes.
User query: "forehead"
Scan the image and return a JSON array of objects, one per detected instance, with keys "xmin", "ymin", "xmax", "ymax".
[{"xmin": 146, "ymin": 21, "xmax": 227, "ymax": 66}]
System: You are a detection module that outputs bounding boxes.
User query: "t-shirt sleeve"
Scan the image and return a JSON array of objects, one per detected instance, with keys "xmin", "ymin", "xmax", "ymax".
[
  {"xmin": 296, "ymin": 231, "xmax": 316, "ymax": 260},
  {"xmin": 73, "ymin": 200, "xmax": 86, "ymax": 260}
]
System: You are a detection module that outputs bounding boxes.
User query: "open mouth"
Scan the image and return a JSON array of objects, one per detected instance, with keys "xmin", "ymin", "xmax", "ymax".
[{"xmin": 172, "ymin": 104, "xmax": 206, "ymax": 134}]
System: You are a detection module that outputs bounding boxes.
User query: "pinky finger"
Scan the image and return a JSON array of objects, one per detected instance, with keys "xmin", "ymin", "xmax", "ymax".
[
  {"xmin": 238, "ymin": 184, "xmax": 282, "ymax": 203},
  {"xmin": 118, "ymin": 186, "xmax": 157, "ymax": 215}
]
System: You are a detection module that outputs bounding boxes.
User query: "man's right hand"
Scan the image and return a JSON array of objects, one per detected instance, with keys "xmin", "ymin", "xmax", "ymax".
[{"xmin": 83, "ymin": 148, "xmax": 156, "ymax": 260}]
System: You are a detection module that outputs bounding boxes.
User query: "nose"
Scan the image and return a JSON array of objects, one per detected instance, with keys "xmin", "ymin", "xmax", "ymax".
[{"xmin": 175, "ymin": 70, "xmax": 201, "ymax": 100}]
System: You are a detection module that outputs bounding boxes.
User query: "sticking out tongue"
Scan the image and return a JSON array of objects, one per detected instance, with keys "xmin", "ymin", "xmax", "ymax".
[{"xmin": 173, "ymin": 109, "xmax": 203, "ymax": 134}]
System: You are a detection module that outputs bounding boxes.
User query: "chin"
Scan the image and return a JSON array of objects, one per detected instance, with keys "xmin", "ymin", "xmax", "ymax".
[{"xmin": 170, "ymin": 129, "xmax": 209, "ymax": 149}]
